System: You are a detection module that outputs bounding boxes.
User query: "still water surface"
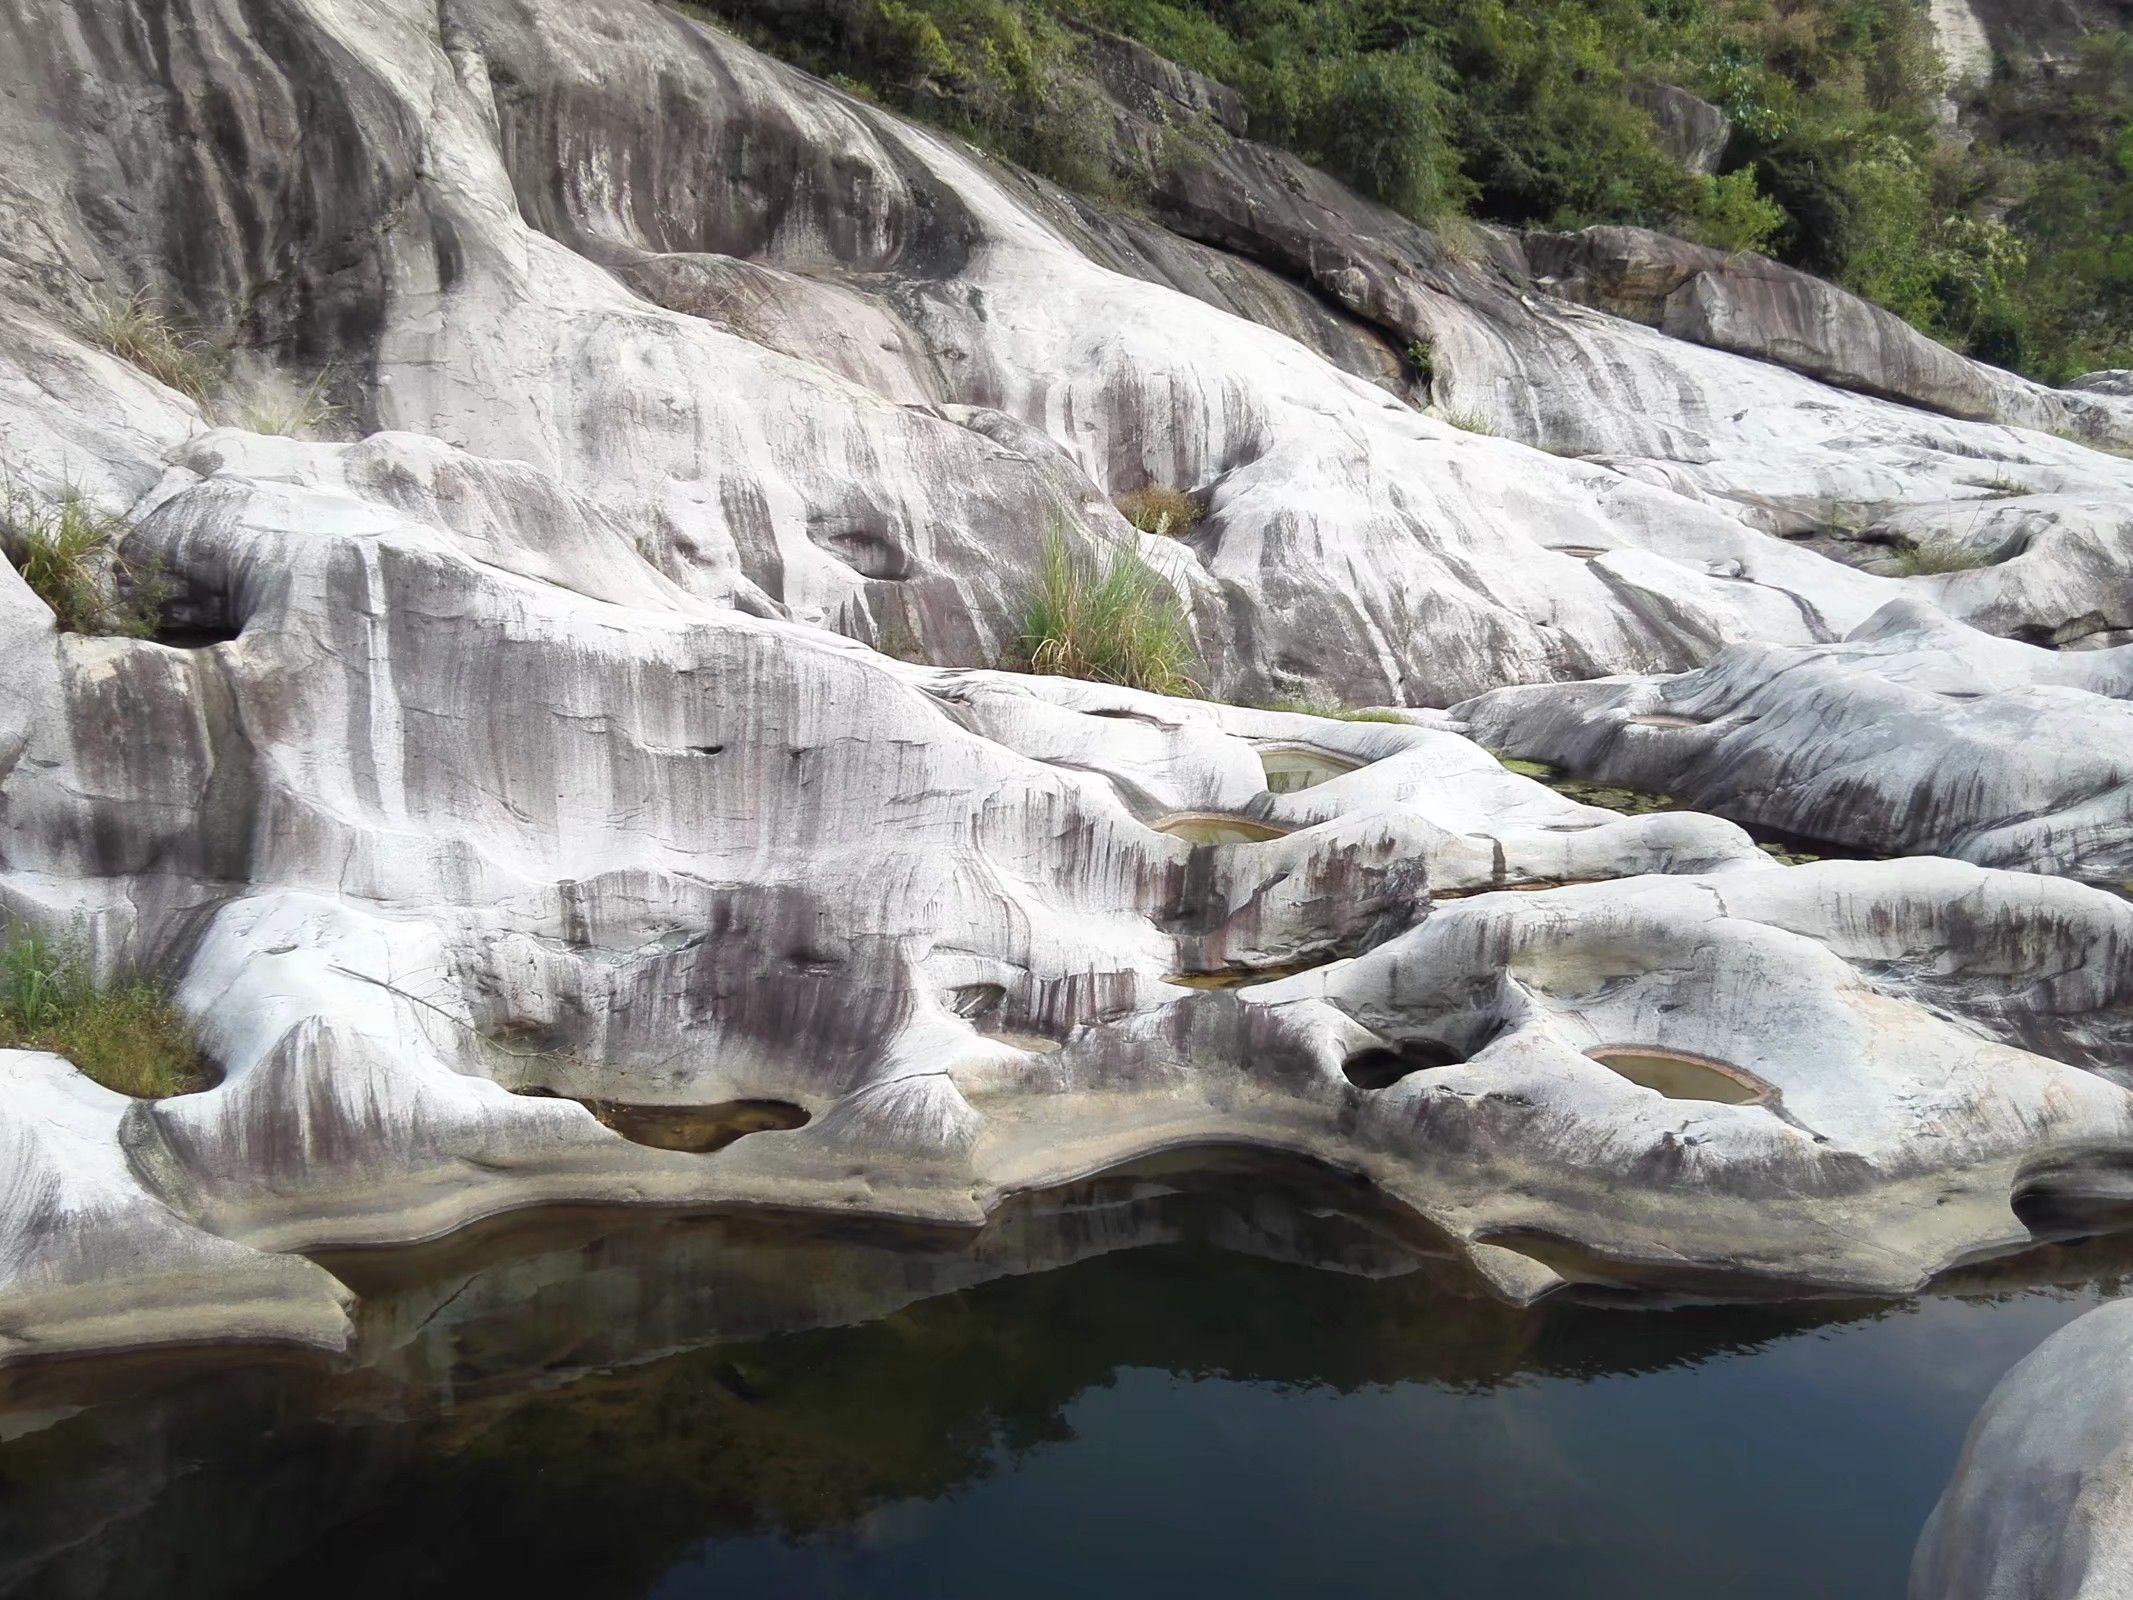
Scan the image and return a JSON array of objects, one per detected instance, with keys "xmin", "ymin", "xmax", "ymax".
[{"xmin": 1, "ymin": 1161, "xmax": 2121, "ymax": 1599}]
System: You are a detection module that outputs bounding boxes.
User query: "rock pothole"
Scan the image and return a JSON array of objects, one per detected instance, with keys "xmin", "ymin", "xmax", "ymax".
[
  {"xmin": 1342, "ymin": 1039, "xmax": 1464, "ymax": 1090},
  {"xmin": 1587, "ymin": 1047, "xmax": 1768, "ymax": 1105},
  {"xmin": 512, "ymin": 1089, "xmax": 811, "ymax": 1154},
  {"xmin": 1149, "ymin": 812, "xmax": 1293, "ymax": 845},
  {"xmin": 1256, "ymin": 743, "xmax": 1363, "ymax": 795}
]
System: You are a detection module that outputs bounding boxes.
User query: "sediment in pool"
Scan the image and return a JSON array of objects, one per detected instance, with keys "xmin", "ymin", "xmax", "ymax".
[{"xmin": 1587, "ymin": 1048, "xmax": 1768, "ymax": 1105}]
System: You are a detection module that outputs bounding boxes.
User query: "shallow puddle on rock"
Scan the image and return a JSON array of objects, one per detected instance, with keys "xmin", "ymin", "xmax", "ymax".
[
  {"xmin": 1589, "ymin": 1048, "xmax": 1767, "ymax": 1105},
  {"xmin": 1149, "ymin": 811, "xmax": 1293, "ymax": 845},
  {"xmin": 1257, "ymin": 744, "xmax": 1362, "ymax": 795},
  {"xmin": 1166, "ymin": 958, "xmax": 1331, "ymax": 990}
]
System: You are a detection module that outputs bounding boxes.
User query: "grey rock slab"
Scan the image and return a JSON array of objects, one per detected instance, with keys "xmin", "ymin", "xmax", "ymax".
[{"xmin": 1455, "ymin": 599, "xmax": 2133, "ymax": 893}]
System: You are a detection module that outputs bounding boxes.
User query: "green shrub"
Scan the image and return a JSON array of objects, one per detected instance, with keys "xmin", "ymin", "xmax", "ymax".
[
  {"xmin": 86, "ymin": 291, "xmax": 219, "ymax": 405},
  {"xmin": 0, "ymin": 925, "xmax": 208, "ymax": 1098},
  {"xmin": 1690, "ymin": 168, "xmax": 1785, "ymax": 254},
  {"xmin": 1441, "ymin": 406, "xmax": 1496, "ymax": 435},
  {"xmin": 0, "ymin": 482, "xmax": 169, "ymax": 636},
  {"xmin": 1017, "ymin": 527, "xmax": 1197, "ymax": 694},
  {"xmin": 1303, "ymin": 49, "xmax": 1461, "ymax": 218},
  {"xmin": 1115, "ymin": 484, "xmax": 1201, "ymax": 536}
]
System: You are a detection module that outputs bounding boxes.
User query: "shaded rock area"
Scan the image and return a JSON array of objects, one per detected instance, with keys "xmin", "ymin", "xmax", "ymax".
[
  {"xmin": 0, "ymin": 0, "xmax": 2127, "ymax": 1470},
  {"xmin": 1950, "ymin": 0, "xmax": 2133, "ymax": 73}
]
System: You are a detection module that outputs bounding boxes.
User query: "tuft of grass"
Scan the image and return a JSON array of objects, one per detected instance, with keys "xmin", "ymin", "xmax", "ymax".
[
  {"xmin": 1440, "ymin": 407, "xmax": 1496, "ymax": 436},
  {"xmin": 1017, "ymin": 528, "xmax": 1198, "ymax": 696},
  {"xmin": 1976, "ymin": 477, "xmax": 2034, "ymax": 499},
  {"xmin": 0, "ymin": 925, "xmax": 209, "ymax": 1098},
  {"xmin": 1262, "ymin": 698, "xmax": 1412, "ymax": 724},
  {"xmin": 1115, "ymin": 485, "xmax": 1202, "ymax": 538},
  {"xmin": 86, "ymin": 291, "xmax": 220, "ymax": 406},
  {"xmin": 0, "ymin": 481, "xmax": 170, "ymax": 636},
  {"xmin": 1892, "ymin": 540, "xmax": 1994, "ymax": 576},
  {"xmin": 238, "ymin": 368, "xmax": 341, "ymax": 438}
]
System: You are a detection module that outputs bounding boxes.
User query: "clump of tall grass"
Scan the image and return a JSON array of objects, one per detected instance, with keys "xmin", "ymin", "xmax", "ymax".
[
  {"xmin": 1017, "ymin": 529, "xmax": 1198, "ymax": 696},
  {"xmin": 86, "ymin": 291, "xmax": 220, "ymax": 405},
  {"xmin": 1115, "ymin": 485, "xmax": 1201, "ymax": 538},
  {"xmin": 1440, "ymin": 407, "xmax": 1496, "ymax": 436},
  {"xmin": 0, "ymin": 925, "xmax": 207, "ymax": 1098},
  {"xmin": 0, "ymin": 481, "xmax": 169, "ymax": 636},
  {"xmin": 238, "ymin": 368, "xmax": 341, "ymax": 438},
  {"xmin": 1892, "ymin": 540, "xmax": 1994, "ymax": 576}
]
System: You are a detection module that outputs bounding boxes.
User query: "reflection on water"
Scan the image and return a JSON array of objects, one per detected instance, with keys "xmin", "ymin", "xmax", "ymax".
[{"xmin": 2, "ymin": 1157, "xmax": 2126, "ymax": 1600}]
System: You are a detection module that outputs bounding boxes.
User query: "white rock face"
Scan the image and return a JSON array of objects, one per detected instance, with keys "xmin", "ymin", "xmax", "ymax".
[
  {"xmin": 0, "ymin": 0, "xmax": 2130, "ymax": 1393},
  {"xmin": 1928, "ymin": 0, "xmax": 1997, "ymax": 91},
  {"xmin": 1455, "ymin": 600, "xmax": 2133, "ymax": 890},
  {"xmin": 1913, "ymin": 1299, "xmax": 2133, "ymax": 1600},
  {"xmin": 0, "ymin": 1051, "xmax": 350, "ymax": 1363}
]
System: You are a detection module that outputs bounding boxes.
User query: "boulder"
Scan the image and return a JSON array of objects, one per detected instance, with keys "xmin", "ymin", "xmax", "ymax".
[
  {"xmin": 1629, "ymin": 81, "xmax": 1732, "ymax": 175},
  {"xmin": 1912, "ymin": 1298, "xmax": 2133, "ymax": 1599},
  {"xmin": 1453, "ymin": 600, "xmax": 2133, "ymax": 893}
]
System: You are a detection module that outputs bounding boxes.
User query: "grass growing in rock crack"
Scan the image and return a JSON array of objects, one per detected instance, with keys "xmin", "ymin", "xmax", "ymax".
[
  {"xmin": 0, "ymin": 481, "xmax": 170, "ymax": 636},
  {"xmin": 1018, "ymin": 528, "xmax": 1198, "ymax": 696},
  {"xmin": 1114, "ymin": 485, "xmax": 1201, "ymax": 538},
  {"xmin": 1440, "ymin": 407, "xmax": 1496, "ymax": 436},
  {"xmin": 1892, "ymin": 541, "xmax": 1995, "ymax": 576},
  {"xmin": 0, "ymin": 926, "xmax": 209, "ymax": 1098},
  {"xmin": 86, "ymin": 291, "xmax": 220, "ymax": 405}
]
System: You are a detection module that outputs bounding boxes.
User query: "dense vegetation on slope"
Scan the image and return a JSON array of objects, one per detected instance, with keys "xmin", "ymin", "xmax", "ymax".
[{"xmin": 692, "ymin": 0, "xmax": 2132, "ymax": 383}]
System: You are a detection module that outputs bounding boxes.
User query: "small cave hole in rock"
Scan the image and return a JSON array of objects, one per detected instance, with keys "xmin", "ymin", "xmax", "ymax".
[
  {"xmin": 2010, "ymin": 1153, "xmax": 2133, "ymax": 1242},
  {"xmin": 1257, "ymin": 743, "xmax": 1363, "ymax": 795},
  {"xmin": 1625, "ymin": 713, "xmax": 1703, "ymax": 730},
  {"xmin": 948, "ymin": 982, "xmax": 1006, "ymax": 1019},
  {"xmin": 1342, "ymin": 1039, "xmax": 1464, "ymax": 1090},
  {"xmin": 689, "ymin": 743, "xmax": 726, "ymax": 756},
  {"xmin": 514, "ymin": 1089, "xmax": 810, "ymax": 1154},
  {"xmin": 1150, "ymin": 812, "xmax": 1293, "ymax": 845},
  {"xmin": 153, "ymin": 622, "xmax": 244, "ymax": 649},
  {"xmin": 1587, "ymin": 1048, "xmax": 1767, "ymax": 1105}
]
